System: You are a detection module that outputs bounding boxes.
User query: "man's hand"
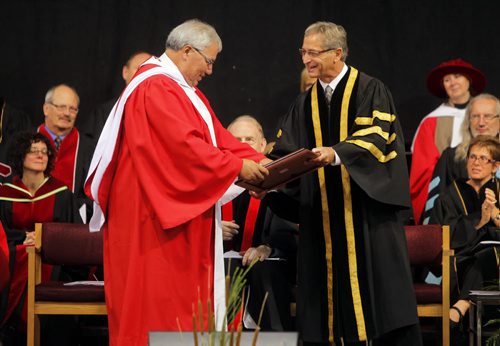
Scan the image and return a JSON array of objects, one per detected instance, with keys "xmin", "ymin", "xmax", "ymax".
[
  {"xmin": 24, "ymin": 231, "xmax": 35, "ymax": 246},
  {"xmin": 310, "ymin": 147, "xmax": 335, "ymax": 166},
  {"xmin": 241, "ymin": 245, "xmax": 272, "ymax": 266},
  {"xmin": 259, "ymin": 158, "xmax": 273, "ymax": 166},
  {"xmin": 222, "ymin": 220, "xmax": 239, "ymax": 241},
  {"xmin": 239, "ymin": 159, "xmax": 269, "ymax": 184}
]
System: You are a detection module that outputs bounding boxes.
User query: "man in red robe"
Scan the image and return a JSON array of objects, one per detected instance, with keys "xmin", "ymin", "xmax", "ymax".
[
  {"xmin": 38, "ymin": 84, "xmax": 95, "ymax": 221},
  {"xmin": 85, "ymin": 19, "xmax": 268, "ymax": 346}
]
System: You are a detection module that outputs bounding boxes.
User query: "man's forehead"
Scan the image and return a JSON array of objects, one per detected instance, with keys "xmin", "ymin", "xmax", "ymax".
[
  {"xmin": 53, "ymin": 88, "xmax": 78, "ymax": 103},
  {"xmin": 472, "ymin": 99, "xmax": 495, "ymax": 111}
]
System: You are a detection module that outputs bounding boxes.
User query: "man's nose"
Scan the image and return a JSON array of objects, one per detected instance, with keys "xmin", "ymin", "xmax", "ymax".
[{"xmin": 206, "ymin": 64, "xmax": 213, "ymax": 75}]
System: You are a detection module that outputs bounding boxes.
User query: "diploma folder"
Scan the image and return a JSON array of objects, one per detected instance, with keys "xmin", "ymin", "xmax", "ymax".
[{"xmin": 236, "ymin": 148, "xmax": 319, "ymax": 192}]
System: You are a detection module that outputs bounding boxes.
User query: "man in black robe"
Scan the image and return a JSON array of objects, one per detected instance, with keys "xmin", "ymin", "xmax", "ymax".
[
  {"xmin": 268, "ymin": 21, "xmax": 421, "ymax": 345},
  {"xmin": 223, "ymin": 115, "xmax": 298, "ymax": 331},
  {"xmin": 37, "ymin": 84, "xmax": 95, "ymax": 222}
]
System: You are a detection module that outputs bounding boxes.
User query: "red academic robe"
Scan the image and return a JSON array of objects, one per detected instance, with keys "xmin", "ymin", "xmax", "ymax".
[
  {"xmin": 98, "ymin": 66, "xmax": 264, "ymax": 346},
  {"xmin": 0, "ymin": 223, "xmax": 8, "ymax": 291},
  {"xmin": 409, "ymin": 117, "xmax": 439, "ymax": 223}
]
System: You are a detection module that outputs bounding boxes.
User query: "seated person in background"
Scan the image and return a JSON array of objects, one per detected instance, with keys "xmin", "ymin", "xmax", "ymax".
[
  {"xmin": 0, "ymin": 132, "xmax": 82, "ymax": 344},
  {"xmin": 38, "ymin": 84, "xmax": 95, "ymax": 222},
  {"xmin": 410, "ymin": 59, "xmax": 486, "ymax": 223},
  {"xmin": 422, "ymin": 94, "xmax": 500, "ymax": 224},
  {"xmin": 80, "ymin": 51, "xmax": 151, "ymax": 140},
  {"xmin": 429, "ymin": 135, "xmax": 500, "ymax": 339},
  {"xmin": 223, "ymin": 115, "xmax": 298, "ymax": 331}
]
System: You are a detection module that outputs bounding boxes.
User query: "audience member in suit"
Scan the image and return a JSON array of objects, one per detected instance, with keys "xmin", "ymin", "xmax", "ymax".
[
  {"xmin": 430, "ymin": 135, "xmax": 500, "ymax": 344},
  {"xmin": 0, "ymin": 132, "xmax": 82, "ymax": 345},
  {"xmin": 422, "ymin": 94, "xmax": 500, "ymax": 224},
  {"xmin": 37, "ymin": 84, "xmax": 95, "ymax": 222},
  {"xmin": 223, "ymin": 115, "xmax": 298, "ymax": 331},
  {"xmin": 80, "ymin": 51, "xmax": 151, "ymax": 140}
]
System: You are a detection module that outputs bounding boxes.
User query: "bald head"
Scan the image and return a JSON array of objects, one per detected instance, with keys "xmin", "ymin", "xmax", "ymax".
[{"xmin": 227, "ymin": 115, "xmax": 267, "ymax": 153}]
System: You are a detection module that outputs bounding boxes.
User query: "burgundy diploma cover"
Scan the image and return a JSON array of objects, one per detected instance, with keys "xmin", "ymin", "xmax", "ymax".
[{"xmin": 236, "ymin": 148, "xmax": 319, "ymax": 192}]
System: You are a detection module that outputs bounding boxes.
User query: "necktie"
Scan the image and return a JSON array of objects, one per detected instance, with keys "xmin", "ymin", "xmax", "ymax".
[
  {"xmin": 325, "ymin": 85, "xmax": 333, "ymax": 106},
  {"xmin": 54, "ymin": 136, "xmax": 62, "ymax": 151}
]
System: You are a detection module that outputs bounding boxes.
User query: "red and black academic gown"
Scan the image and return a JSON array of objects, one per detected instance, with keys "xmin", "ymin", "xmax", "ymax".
[
  {"xmin": 409, "ymin": 104, "xmax": 466, "ymax": 224},
  {"xmin": 223, "ymin": 192, "xmax": 298, "ymax": 331},
  {"xmin": 88, "ymin": 61, "xmax": 264, "ymax": 346},
  {"xmin": 0, "ymin": 176, "xmax": 81, "ymax": 327},
  {"xmin": 37, "ymin": 125, "xmax": 94, "ymax": 219},
  {"xmin": 270, "ymin": 67, "xmax": 420, "ymax": 344}
]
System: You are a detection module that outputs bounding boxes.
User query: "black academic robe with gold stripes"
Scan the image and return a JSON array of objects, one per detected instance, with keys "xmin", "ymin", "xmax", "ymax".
[{"xmin": 270, "ymin": 66, "xmax": 420, "ymax": 344}]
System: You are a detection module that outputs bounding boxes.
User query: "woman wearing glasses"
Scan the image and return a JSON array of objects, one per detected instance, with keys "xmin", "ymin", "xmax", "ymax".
[
  {"xmin": 430, "ymin": 135, "xmax": 500, "ymax": 344},
  {"xmin": 0, "ymin": 132, "xmax": 81, "ymax": 344},
  {"xmin": 410, "ymin": 59, "xmax": 486, "ymax": 224},
  {"xmin": 421, "ymin": 94, "xmax": 500, "ymax": 224}
]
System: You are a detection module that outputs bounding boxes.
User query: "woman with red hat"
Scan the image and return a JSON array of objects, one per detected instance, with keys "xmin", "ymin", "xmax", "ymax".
[{"xmin": 409, "ymin": 58, "xmax": 486, "ymax": 224}]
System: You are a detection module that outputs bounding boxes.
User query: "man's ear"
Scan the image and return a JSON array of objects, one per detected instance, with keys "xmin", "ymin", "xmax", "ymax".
[
  {"xmin": 260, "ymin": 138, "xmax": 267, "ymax": 153},
  {"xmin": 42, "ymin": 103, "xmax": 50, "ymax": 116}
]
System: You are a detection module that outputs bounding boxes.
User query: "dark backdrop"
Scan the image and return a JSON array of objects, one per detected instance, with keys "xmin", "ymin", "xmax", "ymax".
[{"xmin": 1, "ymin": 0, "xmax": 499, "ymax": 147}]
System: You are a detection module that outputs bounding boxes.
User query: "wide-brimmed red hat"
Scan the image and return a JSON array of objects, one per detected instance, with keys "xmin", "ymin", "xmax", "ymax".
[{"xmin": 426, "ymin": 58, "xmax": 486, "ymax": 99}]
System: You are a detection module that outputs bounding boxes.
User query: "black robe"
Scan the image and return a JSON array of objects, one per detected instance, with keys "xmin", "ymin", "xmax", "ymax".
[
  {"xmin": 79, "ymin": 97, "xmax": 116, "ymax": 140},
  {"xmin": 421, "ymin": 146, "xmax": 467, "ymax": 224},
  {"xmin": 429, "ymin": 178, "xmax": 500, "ymax": 301},
  {"xmin": 270, "ymin": 66, "xmax": 419, "ymax": 344},
  {"xmin": 225, "ymin": 192, "xmax": 298, "ymax": 331}
]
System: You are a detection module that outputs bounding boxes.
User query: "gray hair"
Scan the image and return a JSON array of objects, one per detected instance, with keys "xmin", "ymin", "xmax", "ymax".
[
  {"xmin": 455, "ymin": 93, "xmax": 500, "ymax": 161},
  {"xmin": 305, "ymin": 21, "xmax": 348, "ymax": 62},
  {"xmin": 44, "ymin": 84, "xmax": 80, "ymax": 105},
  {"xmin": 166, "ymin": 19, "xmax": 222, "ymax": 52}
]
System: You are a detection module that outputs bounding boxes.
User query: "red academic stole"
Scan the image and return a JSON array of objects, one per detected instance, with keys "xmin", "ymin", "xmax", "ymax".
[
  {"xmin": 240, "ymin": 197, "xmax": 261, "ymax": 251},
  {"xmin": 38, "ymin": 125, "xmax": 79, "ymax": 192},
  {"xmin": 0, "ymin": 177, "xmax": 67, "ymax": 325},
  {"xmin": 222, "ymin": 197, "xmax": 261, "ymax": 251}
]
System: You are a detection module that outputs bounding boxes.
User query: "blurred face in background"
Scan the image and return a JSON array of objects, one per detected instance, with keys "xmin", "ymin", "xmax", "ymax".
[
  {"xmin": 43, "ymin": 85, "xmax": 79, "ymax": 136},
  {"xmin": 122, "ymin": 52, "xmax": 151, "ymax": 85},
  {"xmin": 228, "ymin": 119, "xmax": 266, "ymax": 153},
  {"xmin": 469, "ymin": 98, "xmax": 500, "ymax": 138},
  {"xmin": 443, "ymin": 73, "xmax": 471, "ymax": 104},
  {"xmin": 23, "ymin": 141, "xmax": 49, "ymax": 174},
  {"xmin": 466, "ymin": 145, "xmax": 499, "ymax": 185}
]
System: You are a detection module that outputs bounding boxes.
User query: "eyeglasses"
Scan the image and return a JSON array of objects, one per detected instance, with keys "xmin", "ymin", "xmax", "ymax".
[
  {"xmin": 299, "ymin": 48, "xmax": 337, "ymax": 58},
  {"xmin": 470, "ymin": 113, "xmax": 499, "ymax": 122},
  {"xmin": 48, "ymin": 102, "xmax": 79, "ymax": 115},
  {"xmin": 192, "ymin": 47, "xmax": 215, "ymax": 66},
  {"xmin": 467, "ymin": 154, "xmax": 496, "ymax": 164},
  {"xmin": 27, "ymin": 148, "xmax": 50, "ymax": 156}
]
